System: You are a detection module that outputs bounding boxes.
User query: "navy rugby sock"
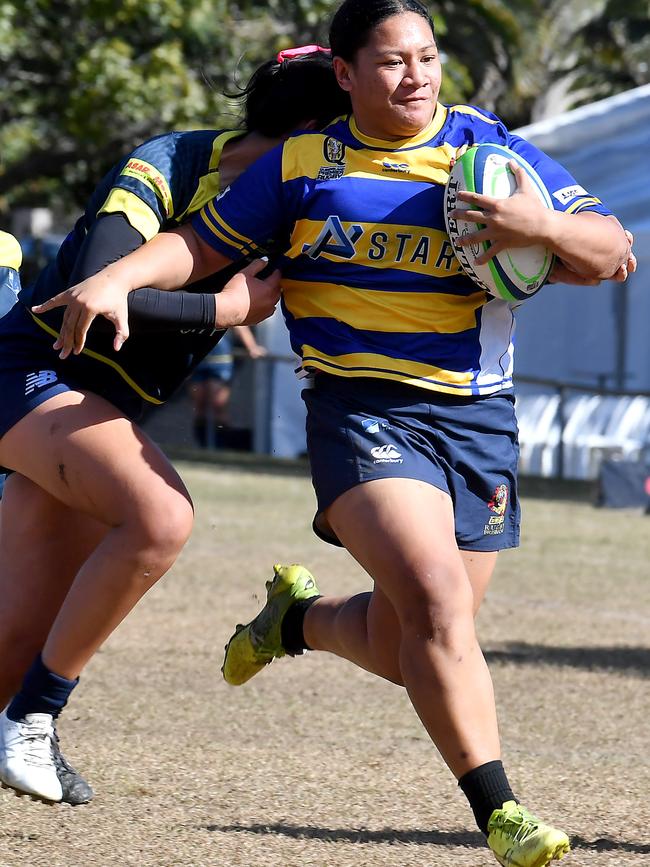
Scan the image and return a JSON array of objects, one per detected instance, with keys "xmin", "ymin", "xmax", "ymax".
[
  {"xmin": 280, "ymin": 596, "xmax": 321, "ymax": 655},
  {"xmin": 458, "ymin": 760, "xmax": 517, "ymax": 836},
  {"xmin": 7, "ymin": 653, "xmax": 78, "ymax": 722}
]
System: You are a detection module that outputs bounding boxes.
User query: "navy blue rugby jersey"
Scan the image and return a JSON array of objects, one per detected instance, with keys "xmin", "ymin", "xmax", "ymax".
[
  {"xmin": 26, "ymin": 130, "xmax": 245, "ymax": 405},
  {"xmin": 192, "ymin": 104, "xmax": 612, "ymax": 396}
]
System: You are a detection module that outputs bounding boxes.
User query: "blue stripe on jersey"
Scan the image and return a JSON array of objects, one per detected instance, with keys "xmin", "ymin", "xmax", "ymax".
[
  {"xmin": 283, "ymin": 254, "xmax": 479, "ymax": 297},
  {"xmin": 284, "ymin": 308, "xmax": 483, "ymax": 373},
  {"xmin": 285, "ymin": 177, "xmax": 446, "ymax": 230}
]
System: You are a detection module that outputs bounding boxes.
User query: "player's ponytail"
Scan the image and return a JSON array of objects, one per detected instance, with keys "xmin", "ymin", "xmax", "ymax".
[{"xmin": 228, "ymin": 51, "xmax": 351, "ymax": 137}]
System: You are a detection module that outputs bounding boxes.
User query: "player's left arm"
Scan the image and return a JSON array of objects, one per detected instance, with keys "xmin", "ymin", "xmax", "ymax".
[{"xmin": 549, "ymin": 229, "xmax": 636, "ymax": 285}]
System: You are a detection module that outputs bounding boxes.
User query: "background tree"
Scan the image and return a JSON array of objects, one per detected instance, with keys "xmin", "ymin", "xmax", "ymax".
[{"xmin": 1, "ymin": 0, "xmax": 648, "ymax": 221}]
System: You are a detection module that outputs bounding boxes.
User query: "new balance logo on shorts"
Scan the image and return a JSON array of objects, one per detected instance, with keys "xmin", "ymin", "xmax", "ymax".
[
  {"xmin": 371, "ymin": 444, "xmax": 403, "ymax": 464},
  {"xmin": 25, "ymin": 370, "xmax": 58, "ymax": 395}
]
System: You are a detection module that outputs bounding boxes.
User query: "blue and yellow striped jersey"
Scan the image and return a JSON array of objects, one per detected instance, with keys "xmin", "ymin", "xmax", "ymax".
[
  {"xmin": 0, "ymin": 230, "xmax": 23, "ymax": 317},
  {"xmin": 192, "ymin": 104, "xmax": 612, "ymax": 396}
]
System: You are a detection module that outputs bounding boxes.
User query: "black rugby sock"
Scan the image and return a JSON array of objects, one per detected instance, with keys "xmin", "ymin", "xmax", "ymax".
[
  {"xmin": 458, "ymin": 760, "xmax": 517, "ymax": 835},
  {"xmin": 7, "ymin": 653, "xmax": 78, "ymax": 722},
  {"xmin": 280, "ymin": 596, "xmax": 321, "ymax": 655}
]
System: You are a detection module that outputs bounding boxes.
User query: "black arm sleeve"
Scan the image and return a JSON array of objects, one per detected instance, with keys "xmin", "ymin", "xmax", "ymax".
[{"xmin": 70, "ymin": 212, "xmax": 217, "ymax": 334}]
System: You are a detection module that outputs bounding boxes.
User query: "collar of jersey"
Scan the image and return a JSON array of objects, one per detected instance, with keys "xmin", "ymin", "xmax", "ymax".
[
  {"xmin": 348, "ymin": 103, "xmax": 447, "ymax": 151},
  {"xmin": 210, "ymin": 129, "xmax": 248, "ymax": 170}
]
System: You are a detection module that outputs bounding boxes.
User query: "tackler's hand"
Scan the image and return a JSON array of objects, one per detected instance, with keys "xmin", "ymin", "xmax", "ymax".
[
  {"xmin": 32, "ymin": 271, "xmax": 131, "ymax": 357},
  {"xmin": 216, "ymin": 258, "xmax": 282, "ymax": 328}
]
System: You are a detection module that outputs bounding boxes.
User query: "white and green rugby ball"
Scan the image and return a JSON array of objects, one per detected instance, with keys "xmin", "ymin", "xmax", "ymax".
[{"xmin": 444, "ymin": 144, "xmax": 555, "ymax": 302}]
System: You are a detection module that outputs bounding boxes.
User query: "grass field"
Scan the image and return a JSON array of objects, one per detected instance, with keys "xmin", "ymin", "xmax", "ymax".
[{"xmin": 1, "ymin": 462, "xmax": 649, "ymax": 867}]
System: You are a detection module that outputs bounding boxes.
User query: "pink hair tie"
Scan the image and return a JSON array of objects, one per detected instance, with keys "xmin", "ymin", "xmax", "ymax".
[{"xmin": 277, "ymin": 44, "xmax": 331, "ymax": 63}]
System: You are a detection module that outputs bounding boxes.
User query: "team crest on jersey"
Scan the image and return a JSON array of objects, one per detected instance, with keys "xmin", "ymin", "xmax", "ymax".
[
  {"xmin": 484, "ymin": 483, "xmax": 508, "ymax": 535},
  {"xmin": 324, "ymin": 137, "xmax": 346, "ymax": 164},
  {"xmin": 318, "ymin": 137, "xmax": 346, "ymax": 180}
]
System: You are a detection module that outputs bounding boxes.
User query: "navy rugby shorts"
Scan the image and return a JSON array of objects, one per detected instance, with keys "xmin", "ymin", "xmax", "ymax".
[
  {"xmin": 303, "ymin": 374, "xmax": 521, "ymax": 552},
  {"xmin": 0, "ymin": 301, "xmax": 147, "ymax": 461}
]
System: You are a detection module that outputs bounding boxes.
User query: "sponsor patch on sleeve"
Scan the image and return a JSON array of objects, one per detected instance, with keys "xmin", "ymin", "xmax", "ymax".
[
  {"xmin": 121, "ymin": 159, "xmax": 174, "ymax": 217},
  {"xmin": 552, "ymin": 184, "xmax": 588, "ymax": 206}
]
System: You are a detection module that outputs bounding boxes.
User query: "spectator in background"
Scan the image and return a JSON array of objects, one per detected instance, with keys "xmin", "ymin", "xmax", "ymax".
[{"xmin": 189, "ymin": 325, "xmax": 267, "ymax": 449}]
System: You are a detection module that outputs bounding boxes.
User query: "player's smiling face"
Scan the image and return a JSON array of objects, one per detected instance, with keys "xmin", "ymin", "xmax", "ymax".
[{"xmin": 334, "ymin": 12, "xmax": 441, "ymax": 142}]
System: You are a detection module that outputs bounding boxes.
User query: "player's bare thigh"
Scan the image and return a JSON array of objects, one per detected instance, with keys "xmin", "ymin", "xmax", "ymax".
[{"xmin": 0, "ymin": 389, "xmax": 192, "ymax": 525}]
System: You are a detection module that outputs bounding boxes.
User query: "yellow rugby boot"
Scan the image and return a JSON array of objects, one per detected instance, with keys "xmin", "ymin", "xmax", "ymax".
[
  {"xmin": 222, "ymin": 564, "xmax": 320, "ymax": 686},
  {"xmin": 487, "ymin": 801, "xmax": 570, "ymax": 867}
]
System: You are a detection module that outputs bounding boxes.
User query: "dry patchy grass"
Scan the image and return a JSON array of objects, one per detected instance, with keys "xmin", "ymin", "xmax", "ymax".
[{"xmin": 1, "ymin": 463, "xmax": 649, "ymax": 867}]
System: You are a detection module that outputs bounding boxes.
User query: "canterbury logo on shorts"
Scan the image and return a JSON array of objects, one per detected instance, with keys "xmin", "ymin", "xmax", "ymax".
[{"xmin": 371, "ymin": 444, "xmax": 403, "ymax": 464}]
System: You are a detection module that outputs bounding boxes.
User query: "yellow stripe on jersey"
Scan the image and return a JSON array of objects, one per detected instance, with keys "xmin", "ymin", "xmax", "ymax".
[
  {"xmin": 99, "ymin": 188, "xmax": 162, "ymax": 241},
  {"xmin": 564, "ymin": 196, "xmax": 602, "ymax": 215},
  {"xmin": 448, "ymin": 105, "xmax": 500, "ymax": 124},
  {"xmin": 301, "ymin": 345, "xmax": 474, "ymax": 393},
  {"xmin": 282, "ymin": 135, "xmax": 454, "ymax": 186},
  {"xmin": 287, "ymin": 220, "xmax": 462, "ymax": 278},
  {"xmin": 29, "ymin": 313, "xmax": 163, "ymax": 404},
  {"xmin": 196, "ymin": 209, "xmax": 244, "ymax": 252},
  {"xmin": 283, "ymin": 279, "xmax": 483, "ymax": 334},
  {"xmin": 176, "ymin": 130, "xmax": 244, "ymax": 222},
  {"xmin": 0, "ymin": 231, "xmax": 22, "ymax": 271},
  {"xmin": 200, "ymin": 200, "xmax": 260, "ymax": 253}
]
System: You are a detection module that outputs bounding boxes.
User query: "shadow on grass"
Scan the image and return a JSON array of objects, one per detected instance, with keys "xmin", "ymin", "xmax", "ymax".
[
  {"xmin": 484, "ymin": 642, "xmax": 650, "ymax": 677},
  {"xmin": 203, "ymin": 824, "xmax": 650, "ymax": 855},
  {"xmin": 572, "ymin": 836, "xmax": 650, "ymax": 855},
  {"xmin": 203, "ymin": 824, "xmax": 483, "ymax": 847}
]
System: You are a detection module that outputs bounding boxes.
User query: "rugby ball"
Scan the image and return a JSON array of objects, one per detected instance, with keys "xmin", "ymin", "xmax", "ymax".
[{"xmin": 444, "ymin": 144, "xmax": 555, "ymax": 302}]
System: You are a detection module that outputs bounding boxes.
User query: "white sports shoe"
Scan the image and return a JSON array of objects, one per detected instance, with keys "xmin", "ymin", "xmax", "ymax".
[{"xmin": 0, "ymin": 709, "xmax": 63, "ymax": 802}]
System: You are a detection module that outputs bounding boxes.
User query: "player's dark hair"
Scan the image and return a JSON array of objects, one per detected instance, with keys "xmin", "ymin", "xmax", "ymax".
[
  {"xmin": 329, "ymin": 0, "xmax": 434, "ymax": 61},
  {"xmin": 232, "ymin": 52, "xmax": 351, "ymax": 136}
]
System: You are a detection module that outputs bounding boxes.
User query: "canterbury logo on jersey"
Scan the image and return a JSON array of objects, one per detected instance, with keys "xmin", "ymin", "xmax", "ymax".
[
  {"xmin": 25, "ymin": 370, "xmax": 57, "ymax": 395},
  {"xmin": 382, "ymin": 158, "xmax": 410, "ymax": 174},
  {"xmin": 299, "ymin": 215, "xmax": 460, "ymax": 273}
]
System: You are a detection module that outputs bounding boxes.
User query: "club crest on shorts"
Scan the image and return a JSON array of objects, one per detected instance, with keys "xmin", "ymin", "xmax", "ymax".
[
  {"xmin": 484, "ymin": 483, "xmax": 508, "ymax": 535},
  {"xmin": 362, "ymin": 417, "xmax": 391, "ymax": 435}
]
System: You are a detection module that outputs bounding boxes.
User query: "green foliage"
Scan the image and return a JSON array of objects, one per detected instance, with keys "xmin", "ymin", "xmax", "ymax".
[
  {"xmin": 563, "ymin": 0, "xmax": 650, "ymax": 105},
  {"xmin": 1, "ymin": 0, "xmax": 647, "ymax": 217}
]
